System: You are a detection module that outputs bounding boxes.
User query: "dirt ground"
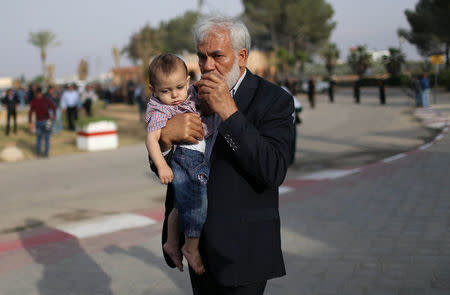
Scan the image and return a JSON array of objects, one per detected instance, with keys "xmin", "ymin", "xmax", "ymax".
[{"xmin": 0, "ymin": 103, "xmax": 146, "ymax": 161}]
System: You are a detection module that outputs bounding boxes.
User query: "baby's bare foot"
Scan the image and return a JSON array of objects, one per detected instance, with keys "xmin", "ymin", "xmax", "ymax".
[
  {"xmin": 163, "ymin": 242, "xmax": 183, "ymax": 271},
  {"xmin": 181, "ymin": 245, "xmax": 205, "ymax": 275}
]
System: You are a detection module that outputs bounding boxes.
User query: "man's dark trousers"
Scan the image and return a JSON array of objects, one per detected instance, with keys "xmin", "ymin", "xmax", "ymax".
[
  {"xmin": 189, "ymin": 267, "xmax": 267, "ymax": 295},
  {"xmin": 67, "ymin": 106, "xmax": 78, "ymax": 130},
  {"xmin": 5, "ymin": 110, "xmax": 17, "ymax": 135}
]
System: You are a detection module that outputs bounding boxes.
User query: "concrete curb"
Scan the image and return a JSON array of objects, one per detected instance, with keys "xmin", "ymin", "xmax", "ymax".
[{"xmin": 0, "ymin": 107, "xmax": 447, "ymax": 255}]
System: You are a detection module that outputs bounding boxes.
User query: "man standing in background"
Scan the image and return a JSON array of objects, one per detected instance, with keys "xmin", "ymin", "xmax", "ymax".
[
  {"xmin": 29, "ymin": 87, "xmax": 56, "ymax": 157},
  {"xmin": 2, "ymin": 89, "xmax": 20, "ymax": 135},
  {"xmin": 60, "ymin": 83, "xmax": 81, "ymax": 130}
]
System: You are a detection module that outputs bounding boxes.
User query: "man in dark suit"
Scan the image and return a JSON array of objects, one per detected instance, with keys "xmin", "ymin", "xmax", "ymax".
[
  {"xmin": 152, "ymin": 15, "xmax": 294, "ymax": 294},
  {"xmin": 2, "ymin": 89, "xmax": 20, "ymax": 135}
]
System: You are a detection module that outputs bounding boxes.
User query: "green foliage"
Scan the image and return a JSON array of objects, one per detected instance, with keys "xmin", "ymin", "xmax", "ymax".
[
  {"xmin": 75, "ymin": 117, "xmax": 116, "ymax": 129},
  {"xmin": 382, "ymin": 47, "xmax": 406, "ymax": 78},
  {"xmin": 28, "ymin": 31, "xmax": 60, "ymax": 52},
  {"xmin": 437, "ymin": 68, "xmax": 450, "ymax": 90},
  {"xmin": 123, "ymin": 25, "xmax": 163, "ymax": 64},
  {"xmin": 124, "ymin": 11, "xmax": 199, "ymax": 63},
  {"xmin": 398, "ymin": 0, "xmax": 450, "ymax": 66},
  {"xmin": 31, "ymin": 75, "xmax": 45, "ymax": 85},
  {"xmin": 347, "ymin": 46, "xmax": 372, "ymax": 78},
  {"xmin": 321, "ymin": 43, "xmax": 340, "ymax": 77},
  {"xmin": 242, "ymin": 0, "xmax": 335, "ymax": 54},
  {"xmin": 28, "ymin": 30, "xmax": 60, "ymax": 82},
  {"xmin": 159, "ymin": 11, "xmax": 199, "ymax": 53},
  {"xmin": 403, "ymin": 60, "xmax": 432, "ymax": 75}
]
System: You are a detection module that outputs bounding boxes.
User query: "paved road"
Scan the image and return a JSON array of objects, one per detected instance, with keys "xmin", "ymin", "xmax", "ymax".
[
  {"xmin": 0, "ymin": 88, "xmax": 435, "ymax": 233},
  {"xmin": 0, "ymin": 88, "xmax": 448, "ymax": 294}
]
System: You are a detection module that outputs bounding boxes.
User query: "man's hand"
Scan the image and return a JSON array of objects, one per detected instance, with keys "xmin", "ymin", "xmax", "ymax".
[
  {"xmin": 160, "ymin": 113, "xmax": 204, "ymax": 151},
  {"xmin": 28, "ymin": 122, "xmax": 34, "ymax": 132},
  {"xmin": 194, "ymin": 72, "xmax": 238, "ymax": 121}
]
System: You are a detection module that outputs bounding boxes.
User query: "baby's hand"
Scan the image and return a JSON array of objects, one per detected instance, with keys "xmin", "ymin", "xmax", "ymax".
[{"xmin": 158, "ymin": 166, "xmax": 174, "ymax": 184}]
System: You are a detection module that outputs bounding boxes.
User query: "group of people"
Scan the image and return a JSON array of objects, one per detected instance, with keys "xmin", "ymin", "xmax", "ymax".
[
  {"xmin": 411, "ymin": 73, "xmax": 431, "ymax": 107},
  {"xmin": 144, "ymin": 15, "xmax": 294, "ymax": 295},
  {"xmin": 2, "ymin": 83, "xmax": 100, "ymax": 157}
]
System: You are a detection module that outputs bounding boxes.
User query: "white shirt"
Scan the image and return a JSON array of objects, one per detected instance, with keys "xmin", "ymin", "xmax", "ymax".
[
  {"xmin": 80, "ymin": 89, "xmax": 98, "ymax": 104},
  {"xmin": 60, "ymin": 90, "xmax": 81, "ymax": 109}
]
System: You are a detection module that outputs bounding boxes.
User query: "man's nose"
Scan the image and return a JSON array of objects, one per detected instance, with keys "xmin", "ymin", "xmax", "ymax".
[{"xmin": 203, "ymin": 57, "xmax": 215, "ymax": 72}]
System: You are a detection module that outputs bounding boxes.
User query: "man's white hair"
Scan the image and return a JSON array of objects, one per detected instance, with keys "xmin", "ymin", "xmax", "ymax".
[{"xmin": 193, "ymin": 15, "xmax": 251, "ymax": 53}]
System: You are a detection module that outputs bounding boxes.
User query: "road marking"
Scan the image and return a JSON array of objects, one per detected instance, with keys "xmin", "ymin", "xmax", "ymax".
[
  {"xmin": 419, "ymin": 143, "xmax": 433, "ymax": 150},
  {"xmin": 279, "ymin": 186, "xmax": 294, "ymax": 195},
  {"xmin": 298, "ymin": 169, "xmax": 360, "ymax": 181},
  {"xmin": 55, "ymin": 213, "xmax": 156, "ymax": 239},
  {"xmin": 435, "ymin": 134, "xmax": 444, "ymax": 141},
  {"xmin": 382, "ymin": 153, "xmax": 406, "ymax": 163}
]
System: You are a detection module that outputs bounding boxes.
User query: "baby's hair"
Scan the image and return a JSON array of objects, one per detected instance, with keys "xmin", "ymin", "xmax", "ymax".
[{"xmin": 148, "ymin": 54, "xmax": 188, "ymax": 87}]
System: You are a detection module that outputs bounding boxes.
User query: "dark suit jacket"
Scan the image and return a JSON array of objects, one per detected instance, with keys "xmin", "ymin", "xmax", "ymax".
[
  {"xmin": 2, "ymin": 93, "xmax": 20, "ymax": 113},
  {"xmin": 155, "ymin": 70, "xmax": 294, "ymax": 286}
]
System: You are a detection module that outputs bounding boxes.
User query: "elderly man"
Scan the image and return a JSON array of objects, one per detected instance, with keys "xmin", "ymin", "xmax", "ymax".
[{"xmin": 153, "ymin": 15, "xmax": 294, "ymax": 294}]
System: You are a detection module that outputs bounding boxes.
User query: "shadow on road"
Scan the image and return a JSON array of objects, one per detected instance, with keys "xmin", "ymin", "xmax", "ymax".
[
  {"xmin": 19, "ymin": 219, "xmax": 113, "ymax": 295},
  {"xmin": 104, "ymin": 245, "xmax": 189, "ymax": 293}
]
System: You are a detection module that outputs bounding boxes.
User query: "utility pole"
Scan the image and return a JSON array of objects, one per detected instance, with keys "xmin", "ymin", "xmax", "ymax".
[{"xmin": 431, "ymin": 54, "xmax": 444, "ymax": 104}]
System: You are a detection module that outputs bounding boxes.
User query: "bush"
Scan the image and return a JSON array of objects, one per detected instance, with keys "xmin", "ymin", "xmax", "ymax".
[{"xmin": 437, "ymin": 68, "xmax": 450, "ymax": 91}]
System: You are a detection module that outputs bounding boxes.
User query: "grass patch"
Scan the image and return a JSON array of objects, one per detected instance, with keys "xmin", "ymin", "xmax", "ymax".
[{"xmin": 75, "ymin": 116, "xmax": 116, "ymax": 129}]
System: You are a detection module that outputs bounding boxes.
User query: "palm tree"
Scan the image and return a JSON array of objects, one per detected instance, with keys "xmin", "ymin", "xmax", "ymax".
[
  {"xmin": 382, "ymin": 47, "xmax": 405, "ymax": 78},
  {"xmin": 321, "ymin": 43, "xmax": 340, "ymax": 77},
  {"xmin": 28, "ymin": 30, "xmax": 60, "ymax": 84},
  {"xmin": 347, "ymin": 45, "xmax": 372, "ymax": 78}
]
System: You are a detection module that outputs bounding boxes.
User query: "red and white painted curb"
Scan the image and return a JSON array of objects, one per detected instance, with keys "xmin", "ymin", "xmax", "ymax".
[{"xmin": 0, "ymin": 108, "xmax": 447, "ymax": 255}]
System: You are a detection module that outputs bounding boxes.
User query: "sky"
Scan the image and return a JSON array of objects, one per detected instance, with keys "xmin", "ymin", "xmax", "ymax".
[{"xmin": 0, "ymin": 0, "xmax": 421, "ymax": 80}]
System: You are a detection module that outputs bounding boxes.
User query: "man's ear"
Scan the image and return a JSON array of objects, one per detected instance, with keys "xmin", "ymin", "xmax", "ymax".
[{"xmin": 238, "ymin": 48, "xmax": 249, "ymax": 68}]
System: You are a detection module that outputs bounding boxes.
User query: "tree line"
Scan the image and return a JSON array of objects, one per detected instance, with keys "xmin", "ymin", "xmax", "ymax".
[{"xmin": 27, "ymin": 0, "xmax": 450, "ymax": 86}]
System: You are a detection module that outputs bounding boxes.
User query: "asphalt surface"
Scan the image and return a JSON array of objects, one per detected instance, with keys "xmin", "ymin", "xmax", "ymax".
[{"xmin": 0, "ymin": 87, "xmax": 449, "ymax": 294}]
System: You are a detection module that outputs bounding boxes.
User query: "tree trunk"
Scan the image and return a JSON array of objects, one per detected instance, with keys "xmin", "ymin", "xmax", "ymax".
[
  {"xmin": 41, "ymin": 48, "xmax": 47, "ymax": 86},
  {"xmin": 270, "ymin": 15, "xmax": 278, "ymax": 50}
]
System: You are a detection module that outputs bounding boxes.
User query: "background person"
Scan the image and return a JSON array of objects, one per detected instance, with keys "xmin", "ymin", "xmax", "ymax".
[
  {"xmin": 307, "ymin": 78, "xmax": 316, "ymax": 108},
  {"xmin": 378, "ymin": 79, "xmax": 386, "ymax": 105},
  {"xmin": 354, "ymin": 78, "xmax": 361, "ymax": 104},
  {"xmin": 28, "ymin": 87, "xmax": 56, "ymax": 157},
  {"xmin": 80, "ymin": 84, "xmax": 98, "ymax": 116},
  {"xmin": 420, "ymin": 73, "xmax": 430, "ymax": 107},
  {"xmin": 2, "ymin": 89, "xmax": 20, "ymax": 135},
  {"xmin": 45, "ymin": 86, "xmax": 62, "ymax": 134},
  {"xmin": 60, "ymin": 83, "xmax": 81, "ymax": 130}
]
